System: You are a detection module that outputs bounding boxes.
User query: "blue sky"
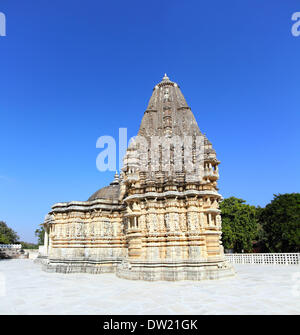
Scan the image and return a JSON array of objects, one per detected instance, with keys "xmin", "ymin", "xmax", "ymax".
[{"xmin": 0, "ymin": 1, "xmax": 299, "ymax": 242}]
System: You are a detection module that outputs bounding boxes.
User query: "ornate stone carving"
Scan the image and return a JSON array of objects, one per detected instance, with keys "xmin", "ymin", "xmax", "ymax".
[{"xmin": 41, "ymin": 74, "xmax": 235, "ymax": 281}]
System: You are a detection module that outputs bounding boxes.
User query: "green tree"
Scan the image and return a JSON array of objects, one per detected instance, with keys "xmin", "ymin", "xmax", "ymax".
[
  {"xmin": 35, "ymin": 226, "xmax": 45, "ymax": 245},
  {"xmin": 220, "ymin": 197, "xmax": 259, "ymax": 252},
  {"xmin": 20, "ymin": 241, "xmax": 38, "ymax": 249},
  {"xmin": 258, "ymin": 193, "xmax": 300, "ymax": 252},
  {"xmin": 0, "ymin": 221, "xmax": 19, "ymax": 244}
]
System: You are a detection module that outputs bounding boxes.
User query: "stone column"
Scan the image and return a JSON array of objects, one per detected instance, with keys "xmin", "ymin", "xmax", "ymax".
[
  {"xmin": 134, "ymin": 216, "xmax": 137, "ymax": 228},
  {"xmin": 200, "ymin": 212, "xmax": 204, "ymax": 228},
  {"xmin": 208, "ymin": 213, "xmax": 211, "ymax": 226},
  {"xmin": 44, "ymin": 228, "xmax": 49, "ymax": 256}
]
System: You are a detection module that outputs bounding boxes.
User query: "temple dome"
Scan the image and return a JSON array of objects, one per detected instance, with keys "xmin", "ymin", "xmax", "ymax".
[{"xmin": 88, "ymin": 172, "xmax": 120, "ymax": 201}]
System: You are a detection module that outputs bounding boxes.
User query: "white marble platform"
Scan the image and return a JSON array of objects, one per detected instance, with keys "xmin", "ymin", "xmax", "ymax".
[{"xmin": 0, "ymin": 259, "xmax": 299, "ymax": 315}]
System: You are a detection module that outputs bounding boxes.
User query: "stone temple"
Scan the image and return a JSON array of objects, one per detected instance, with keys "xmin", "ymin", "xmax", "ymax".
[{"xmin": 40, "ymin": 74, "xmax": 235, "ymax": 281}]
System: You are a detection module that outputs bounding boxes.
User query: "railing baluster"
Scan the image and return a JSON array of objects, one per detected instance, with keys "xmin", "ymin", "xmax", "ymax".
[{"xmin": 225, "ymin": 253, "xmax": 299, "ymax": 265}]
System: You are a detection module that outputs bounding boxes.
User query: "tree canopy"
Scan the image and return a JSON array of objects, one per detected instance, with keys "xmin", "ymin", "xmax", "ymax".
[
  {"xmin": 35, "ymin": 227, "xmax": 45, "ymax": 246},
  {"xmin": 220, "ymin": 197, "xmax": 259, "ymax": 252},
  {"xmin": 0, "ymin": 221, "xmax": 19, "ymax": 244},
  {"xmin": 257, "ymin": 193, "xmax": 300, "ymax": 252},
  {"xmin": 20, "ymin": 241, "xmax": 38, "ymax": 249}
]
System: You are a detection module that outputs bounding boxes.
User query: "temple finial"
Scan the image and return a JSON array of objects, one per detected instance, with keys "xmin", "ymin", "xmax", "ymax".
[
  {"xmin": 110, "ymin": 171, "xmax": 120, "ymax": 185},
  {"xmin": 162, "ymin": 73, "xmax": 169, "ymax": 81}
]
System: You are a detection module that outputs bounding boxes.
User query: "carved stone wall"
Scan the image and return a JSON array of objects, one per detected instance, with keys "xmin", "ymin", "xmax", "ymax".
[{"xmin": 40, "ymin": 75, "xmax": 235, "ymax": 281}]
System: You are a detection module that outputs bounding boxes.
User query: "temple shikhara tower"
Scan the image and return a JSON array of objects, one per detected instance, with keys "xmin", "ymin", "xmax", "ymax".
[{"xmin": 39, "ymin": 74, "xmax": 235, "ymax": 281}]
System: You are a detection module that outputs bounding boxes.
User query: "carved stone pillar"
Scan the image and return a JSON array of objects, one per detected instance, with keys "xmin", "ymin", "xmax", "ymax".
[
  {"xmin": 207, "ymin": 213, "xmax": 211, "ymax": 226},
  {"xmin": 44, "ymin": 228, "xmax": 49, "ymax": 256},
  {"xmin": 126, "ymin": 215, "xmax": 143, "ymax": 258},
  {"xmin": 199, "ymin": 212, "xmax": 205, "ymax": 228}
]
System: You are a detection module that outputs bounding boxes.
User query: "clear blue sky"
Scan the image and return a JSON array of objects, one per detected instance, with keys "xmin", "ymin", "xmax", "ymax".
[{"xmin": 0, "ymin": 1, "xmax": 299, "ymax": 243}]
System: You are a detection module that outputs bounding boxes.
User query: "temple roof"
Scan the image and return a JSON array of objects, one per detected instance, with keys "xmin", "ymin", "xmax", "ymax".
[
  {"xmin": 88, "ymin": 172, "xmax": 120, "ymax": 201},
  {"xmin": 121, "ymin": 74, "xmax": 217, "ymax": 184},
  {"xmin": 89, "ymin": 75, "xmax": 217, "ymax": 200},
  {"xmin": 138, "ymin": 74, "xmax": 201, "ymax": 138}
]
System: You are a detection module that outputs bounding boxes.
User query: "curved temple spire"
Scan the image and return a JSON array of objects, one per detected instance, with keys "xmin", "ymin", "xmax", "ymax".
[{"xmin": 139, "ymin": 74, "xmax": 201, "ymax": 138}]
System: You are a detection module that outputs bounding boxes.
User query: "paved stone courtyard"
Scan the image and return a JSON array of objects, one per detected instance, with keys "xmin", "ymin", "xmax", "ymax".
[{"xmin": 0, "ymin": 259, "xmax": 299, "ymax": 315}]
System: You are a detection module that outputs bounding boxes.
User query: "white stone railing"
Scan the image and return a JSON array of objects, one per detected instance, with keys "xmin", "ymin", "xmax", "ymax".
[
  {"xmin": 0, "ymin": 244, "xmax": 22, "ymax": 249},
  {"xmin": 225, "ymin": 253, "xmax": 300, "ymax": 265}
]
